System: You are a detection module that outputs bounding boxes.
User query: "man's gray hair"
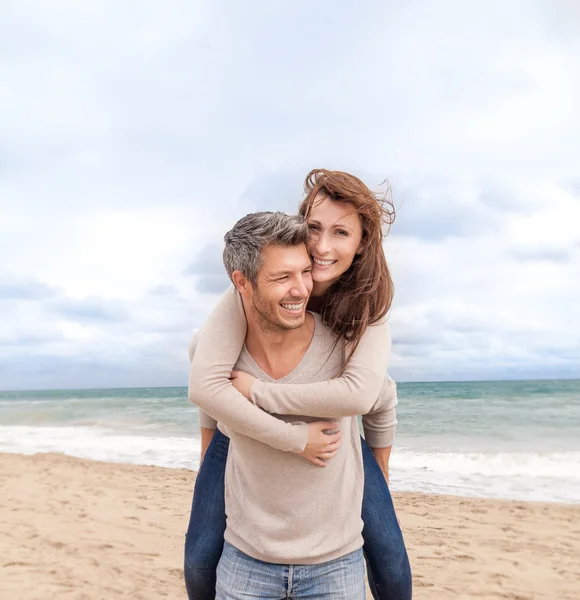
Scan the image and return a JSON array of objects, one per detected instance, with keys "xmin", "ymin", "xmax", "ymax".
[{"xmin": 223, "ymin": 211, "xmax": 309, "ymax": 284}]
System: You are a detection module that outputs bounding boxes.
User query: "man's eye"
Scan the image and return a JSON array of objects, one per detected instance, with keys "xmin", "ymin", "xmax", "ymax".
[
  {"xmin": 277, "ymin": 276, "xmax": 288, "ymax": 282},
  {"xmin": 303, "ymin": 268, "xmax": 312, "ymax": 274}
]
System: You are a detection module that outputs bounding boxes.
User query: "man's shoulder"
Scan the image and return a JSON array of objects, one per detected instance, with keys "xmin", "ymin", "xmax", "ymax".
[
  {"xmin": 311, "ymin": 312, "xmax": 337, "ymax": 337},
  {"xmin": 310, "ymin": 312, "xmax": 344, "ymax": 355}
]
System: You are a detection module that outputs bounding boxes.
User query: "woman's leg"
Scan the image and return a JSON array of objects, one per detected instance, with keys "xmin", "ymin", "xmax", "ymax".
[
  {"xmin": 361, "ymin": 436, "xmax": 412, "ymax": 600},
  {"xmin": 184, "ymin": 429, "xmax": 230, "ymax": 600}
]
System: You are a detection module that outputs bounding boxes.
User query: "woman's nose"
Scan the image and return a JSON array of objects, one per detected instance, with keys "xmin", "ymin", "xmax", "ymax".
[{"xmin": 315, "ymin": 234, "xmax": 331, "ymax": 255}]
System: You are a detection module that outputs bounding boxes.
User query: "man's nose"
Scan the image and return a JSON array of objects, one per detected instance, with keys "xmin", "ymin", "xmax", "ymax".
[{"xmin": 290, "ymin": 277, "xmax": 310, "ymax": 298}]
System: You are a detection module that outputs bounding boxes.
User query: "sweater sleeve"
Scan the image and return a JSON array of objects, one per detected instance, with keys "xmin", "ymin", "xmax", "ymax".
[
  {"xmin": 188, "ymin": 332, "xmax": 218, "ymax": 430},
  {"xmin": 249, "ymin": 319, "xmax": 392, "ymax": 417},
  {"xmin": 188, "ymin": 286, "xmax": 308, "ymax": 454},
  {"xmin": 198, "ymin": 409, "xmax": 218, "ymax": 430},
  {"xmin": 361, "ymin": 375, "xmax": 398, "ymax": 448}
]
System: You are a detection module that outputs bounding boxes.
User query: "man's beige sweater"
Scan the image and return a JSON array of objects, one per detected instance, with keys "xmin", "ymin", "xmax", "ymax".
[{"xmin": 190, "ymin": 313, "xmax": 367, "ymax": 565}]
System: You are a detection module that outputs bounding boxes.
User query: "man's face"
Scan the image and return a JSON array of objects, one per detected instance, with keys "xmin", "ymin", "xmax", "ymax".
[{"xmin": 248, "ymin": 243, "xmax": 313, "ymax": 332}]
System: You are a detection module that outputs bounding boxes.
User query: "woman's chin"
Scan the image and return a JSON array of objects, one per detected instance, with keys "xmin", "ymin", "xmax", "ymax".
[
  {"xmin": 312, "ymin": 272, "xmax": 332, "ymax": 283},
  {"xmin": 313, "ymin": 263, "xmax": 348, "ymax": 281},
  {"xmin": 312, "ymin": 272, "xmax": 341, "ymax": 292}
]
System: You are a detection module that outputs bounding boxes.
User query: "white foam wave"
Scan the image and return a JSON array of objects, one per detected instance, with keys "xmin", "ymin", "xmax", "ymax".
[
  {"xmin": 391, "ymin": 449, "xmax": 580, "ymax": 480},
  {"xmin": 0, "ymin": 425, "xmax": 200, "ymax": 470},
  {"xmin": 389, "ymin": 449, "xmax": 580, "ymax": 504},
  {"xmin": 1, "ymin": 426, "xmax": 579, "ymax": 503}
]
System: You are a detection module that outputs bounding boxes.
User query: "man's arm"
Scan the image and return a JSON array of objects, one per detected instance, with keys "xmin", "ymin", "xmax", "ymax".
[
  {"xmin": 200, "ymin": 427, "xmax": 216, "ymax": 465},
  {"xmin": 371, "ymin": 446, "xmax": 392, "ymax": 484},
  {"xmin": 362, "ymin": 374, "xmax": 398, "ymax": 484}
]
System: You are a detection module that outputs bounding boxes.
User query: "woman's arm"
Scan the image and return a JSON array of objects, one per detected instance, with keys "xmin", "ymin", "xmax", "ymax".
[
  {"xmin": 189, "ymin": 333, "xmax": 219, "ymax": 432},
  {"xmin": 248, "ymin": 319, "xmax": 392, "ymax": 417},
  {"xmin": 188, "ymin": 287, "xmax": 308, "ymax": 453}
]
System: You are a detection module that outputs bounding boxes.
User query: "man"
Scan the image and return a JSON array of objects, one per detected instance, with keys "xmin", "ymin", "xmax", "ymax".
[{"xmin": 188, "ymin": 212, "xmax": 395, "ymax": 599}]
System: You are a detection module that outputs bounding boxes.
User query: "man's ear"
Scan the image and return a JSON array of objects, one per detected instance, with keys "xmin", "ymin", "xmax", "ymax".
[{"xmin": 231, "ymin": 270, "xmax": 252, "ymax": 296}]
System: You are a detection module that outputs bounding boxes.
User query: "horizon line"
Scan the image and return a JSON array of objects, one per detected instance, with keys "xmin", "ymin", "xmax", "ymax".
[{"xmin": 2, "ymin": 376, "xmax": 579, "ymax": 394}]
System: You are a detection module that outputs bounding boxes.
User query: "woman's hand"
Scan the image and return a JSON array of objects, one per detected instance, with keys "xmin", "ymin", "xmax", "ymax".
[
  {"xmin": 300, "ymin": 421, "xmax": 342, "ymax": 467},
  {"xmin": 230, "ymin": 370, "xmax": 256, "ymax": 400}
]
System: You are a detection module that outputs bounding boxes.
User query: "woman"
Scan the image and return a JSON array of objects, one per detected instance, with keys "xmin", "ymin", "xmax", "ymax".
[{"xmin": 184, "ymin": 169, "xmax": 412, "ymax": 600}]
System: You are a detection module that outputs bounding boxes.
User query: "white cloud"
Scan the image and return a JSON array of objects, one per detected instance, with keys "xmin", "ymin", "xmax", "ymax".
[{"xmin": 1, "ymin": 0, "xmax": 579, "ymax": 389}]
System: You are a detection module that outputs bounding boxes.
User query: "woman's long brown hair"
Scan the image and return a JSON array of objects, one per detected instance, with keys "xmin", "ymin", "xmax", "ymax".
[{"xmin": 298, "ymin": 169, "xmax": 396, "ymax": 361}]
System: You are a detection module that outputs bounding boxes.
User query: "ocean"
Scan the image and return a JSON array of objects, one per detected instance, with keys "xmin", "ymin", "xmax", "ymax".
[{"xmin": 1, "ymin": 380, "xmax": 579, "ymax": 504}]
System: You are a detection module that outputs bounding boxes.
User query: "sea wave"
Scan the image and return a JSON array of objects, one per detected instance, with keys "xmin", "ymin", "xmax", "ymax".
[
  {"xmin": 391, "ymin": 449, "xmax": 580, "ymax": 480},
  {"xmin": 389, "ymin": 448, "xmax": 580, "ymax": 504},
  {"xmin": 0, "ymin": 425, "xmax": 200, "ymax": 470},
  {"xmin": 1, "ymin": 425, "xmax": 578, "ymax": 503}
]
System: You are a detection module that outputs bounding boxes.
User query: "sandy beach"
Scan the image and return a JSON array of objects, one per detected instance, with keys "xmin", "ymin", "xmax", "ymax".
[{"xmin": 0, "ymin": 452, "xmax": 578, "ymax": 600}]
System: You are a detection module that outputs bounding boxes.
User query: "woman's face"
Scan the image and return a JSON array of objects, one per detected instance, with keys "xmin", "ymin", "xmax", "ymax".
[{"xmin": 306, "ymin": 194, "xmax": 363, "ymax": 290}]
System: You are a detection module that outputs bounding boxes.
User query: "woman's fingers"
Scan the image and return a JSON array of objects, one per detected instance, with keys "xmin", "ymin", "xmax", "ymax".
[
  {"xmin": 324, "ymin": 430, "xmax": 342, "ymax": 446},
  {"xmin": 318, "ymin": 449, "xmax": 339, "ymax": 460},
  {"xmin": 302, "ymin": 421, "xmax": 345, "ymax": 467},
  {"xmin": 318, "ymin": 450, "xmax": 337, "ymax": 460},
  {"xmin": 324, "ymin": 440, "xmax": 341, "ymax": 452}
]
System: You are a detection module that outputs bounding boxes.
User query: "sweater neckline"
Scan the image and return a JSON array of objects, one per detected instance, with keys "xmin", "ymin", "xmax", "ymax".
[{"xmin": 241, "ymin": 313, "xmax": 320, "ymax": 383}]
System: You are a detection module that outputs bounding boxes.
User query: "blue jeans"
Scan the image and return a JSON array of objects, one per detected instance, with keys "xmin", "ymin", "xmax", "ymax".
[
  {"xmin": 184, "ymin": 430, "xmax": 412, "ymax": 600},
  {"xmin": 216, "ymin": 542, "xmax": 366, "ymax": 599}
]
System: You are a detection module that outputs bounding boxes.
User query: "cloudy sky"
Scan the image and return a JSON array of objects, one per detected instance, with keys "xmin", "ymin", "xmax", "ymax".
[{"xmin": 1, "ymin": 0, "xmax": 579, "ymax": 390}]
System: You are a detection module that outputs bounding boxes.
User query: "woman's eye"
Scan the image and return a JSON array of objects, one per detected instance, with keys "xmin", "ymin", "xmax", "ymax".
[
  {"xmin": 308, "ymin": 224, "xmax": 319, "ymax": 231},
  {"xmin": 336, "ymin": 230, "xmax": 348, "ymax": 236}
]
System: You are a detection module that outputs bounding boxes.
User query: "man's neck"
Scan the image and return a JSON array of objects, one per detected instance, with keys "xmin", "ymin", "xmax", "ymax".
[{"xmin": 245, "ymin": 313, "xmax": 315, "ymax": 380}]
